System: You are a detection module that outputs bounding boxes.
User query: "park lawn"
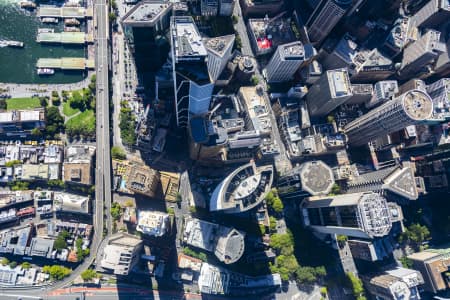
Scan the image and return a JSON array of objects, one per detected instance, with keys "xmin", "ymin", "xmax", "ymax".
[
  {"xmin": 6, "ymin": 97, "xmax": 41, "ymax": 110},
  {"xmin": 65, "ymin": 109, "xmax": 95, "ymax": 133},
  {"xmin": 62, "ymin": 100, "xmax": 80, "ymax": 117}
]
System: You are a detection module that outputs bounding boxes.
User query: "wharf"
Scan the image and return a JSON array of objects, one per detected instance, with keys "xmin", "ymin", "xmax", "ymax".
[
  {"xmin": 36, "ymin": 58, "xmax": 95, "ymax": 70},
  {"xmin": 37, "ymin": 6, "xmax": 93, "ymax": 19},
  {"xmin": 37, "ymin": 32, "xmax": 93, "ymax": 44}
]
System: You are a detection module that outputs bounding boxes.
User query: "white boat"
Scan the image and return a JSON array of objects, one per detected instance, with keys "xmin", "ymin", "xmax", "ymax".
[
  {"xmin": 0, "ymin": 39, "xmax": 24, "ymax": 48},
  {"xmin": 41, "ymin": 17, "xmax": 59, "ymax": 24},
  {"xmin": 19, "ymin": 1, "xmax": 36, "ymax": 9},
  {"xmin": 37, "ymin": 68, "xmax": 55, "ymax": 75},
  {"xmin": 38, "ymin": 28, "xmax": 54, "ymax": 33}
]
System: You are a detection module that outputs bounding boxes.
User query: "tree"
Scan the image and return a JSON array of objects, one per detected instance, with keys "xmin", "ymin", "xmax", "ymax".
[
  {"xmin": 270, "ymin": 232, "xmax": 294, "ymax": 256},
  {"xmin": 109, "ymin": 12, "xmax": 117, "ymax": 23},
  {"xmin": 272, "ymin": 197, "xmax": 284, "ymax": 213},
  {"xmin": 183, "ymin": 247, "xmax": 207, "ymax": 262},
  {"xmin": 81, "ymin": 269, "xmax": 97, "ymax": 281},
  {"xmin": 346, "ymin": 272, "xmax": 366, "ymax": 300},
  {"xmin": 54, "ymin": 235, "xmax": 67, "ymax": 251},
  {"xmin": 400, "ymin": 256, "xmax": 413, "ymax": 268},
  {"xmin": 399, "ymin": 223, "xmax": 430, "ymax": 249},
  {"xmin": 330, "ymin": 183, "xmax": 341, "ymax": 195},
  {"xmin": 111, "ymin": 146, "xmax": 126, "ymax": 160},
  {"xmin": 270, "ymin": 254, "xmax": 299, "ymax": 281},
  {"xmin": 52, "ymin": 91, "xmax": 59, "ymax": 98},
  {"xmin": 21, "ymin": 262, "xmax": 31, "ymax": 270},
  {"xmin": 9, "ymin": 261, "xmax": 17, "ymax": 269},
  {"xmin": 251, "ymin": 75, "xmax": 259, "ymax": 86},
  {"xmin": 232, "ymin": 15, "xmax": 238, "ymax": 24},
  {"xmin": 1, "ymin": 257, "xmax": 9, "ymax": 266},
  {"xmin": 167, "ymin": 207, "xmax": 175, "ymax": 215},
  {"xmin": 31, "ymin": 128, "xmax": 43, "ymax": 137},
  {"xmin": 124, "ymin": 200, "xmax": 134, "ymax": 207},
  {"xmin": 176, "ymin": 193, "xmax": 182, "ymax": 204},
  {"xmin": 39, "ymin": 97, "xmax": 48, "ymax": 107},
  {"xmin": 327, "ymin": 115, "xmax": 335, "ymax": 124},
  {"xmin": 70, "ymin": 91, "xmax": 86, "ymax": 110},
  {"xmin": 9, "ymin": 181, "xmax": 29, "ymax": 191},
  {"xmin": 0, "ymin": 99, "xmax": 7, "ymax": 110},
  {"xmin": 295, "ymin": 266, "xmax": 317, "ymax": 284},
  {"xmin": 45, "ymin": 106, "xmax": 64, "ymax": 138},
  {"xmin": 337, "ymin": 235, "xmax": 348, "ymax": 248},
  {"xmin": 269, "ymin": 216, "xmax": 277, "ymax": 232},
  {"xmin": 119, "ymin": 107, "xmax": 137, "ymax": 145},
  {"xmin": 111, "ymin": 202, "xmax": 122, "ymax": 221},
  {"xmin": 42, "ymin": 265, "xmax": 72, "ymax": 280}
]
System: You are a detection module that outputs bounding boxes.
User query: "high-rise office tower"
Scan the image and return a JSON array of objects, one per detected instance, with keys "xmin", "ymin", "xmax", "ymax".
[
  {"xmin": 201, "ymin": 0, "xmax": 218, "ymax": 16},
  {"xmin": 413, "ymin": 0, "xmax": 450, "ymax": 29},
  {"xmin": 204, "ymin": 35, "xmax": 235, "ymax": 82},
  {"xmin": 366, "ymin": 80, "xmax": 399, "ymax": 109},
  {"xmin": 398, "ymin": 30, "xmax": 445, "ymax": 79},
  {"xmin": 171, "ymin": 17, "xmax": 214, "ymax": 127},
  {"xmin": 122, "ymin": 1, "xmax": 173, "ymax": 72},
  {"xmin": 219, "ymin": 0, "xmax": 234, "ymax": 16},
  {"xmin": 301, "ymin": 192, "xmax": 402, "ymax": 239},
  {"xmin": 306, "ymin": 68, "xmax": 353, "ymax": 117},
  {"xmin": 263, "ymin": 42, "xmax": 315, "ymax": 83},
  {"xmin": 426, "ymin": 78, "xmax": 450, "ymax": 121},
  {"xmin": 306, "ymin": 0, "xmax": 352, "ymax": 45},
  {"xmin": 344, "ymin": 89, "xmax": 433, "ymax": 146}
]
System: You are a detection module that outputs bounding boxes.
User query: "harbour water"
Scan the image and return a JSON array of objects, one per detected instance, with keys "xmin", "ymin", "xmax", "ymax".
[{"xmin": 0, "ymin": 0, "xmax": 86, "ymax": 84}]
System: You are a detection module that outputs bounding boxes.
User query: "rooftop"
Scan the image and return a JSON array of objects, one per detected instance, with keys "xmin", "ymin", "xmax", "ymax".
[
  {"xmin": 172, "ymin": 16, "xmax": 207, "ymax": 58},
  {"xmin": 101, "ymin": 233, "xmax": 143, "ymax": 275},
  {"xmin": 53, "ymin": 192, "xmax": 89, "ymax": 214},
  {"xmin": 122, "ymin": 1, "xmax": 172, "ymax": 26},
  {"xmin": 210, "ymin": 161, "xmax": 274, "ymax": 213},
  {"xmin": 136, "ymin": 210, "xmax": 169, "ymax": 237},
  {"xmin": 299, "ymin": 161, "xmax": 335, "ymax": 196},
  {"xmin": 0, "ymin": 109, "xmax": 44, "ymax": 123},
  {"xmin": 327, "ymin": 69, "xmax": 352, "ymax": 98},
  {"xmin": 204, "ymin": 35, "xmax": 235, "ymax": 57},
  {"xmin": 401, "ymin": 90, "xmax": 433, "ymax": 121},
  {"xmin": 238, "ymin": 86, "xmax": 272, "ymax": 134},
  {"xmin": 183, "ymin": 218, "xmax": 245, "ymax": 264}
]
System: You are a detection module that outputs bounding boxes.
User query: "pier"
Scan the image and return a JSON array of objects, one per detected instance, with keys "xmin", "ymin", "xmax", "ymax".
[
  {"xmin": 37, "ymin": 32, "xmax": 94, "ymax": 44},
  {"xmin": 37, "ymin": 6, "xmax": 93, "ymax": 19},
  {"xmin": 36, "ymin": 58, "xmax": 95, "ymax": 70}
]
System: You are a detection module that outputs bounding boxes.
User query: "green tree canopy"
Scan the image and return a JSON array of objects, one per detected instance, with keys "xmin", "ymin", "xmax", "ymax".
[
  {"xmin": 81, "ymin": 269, "xmax": 97, "ymax": 281},
  {"xmin": 42, "ymin": 265, "xmax": 72, "ymax": 280}
]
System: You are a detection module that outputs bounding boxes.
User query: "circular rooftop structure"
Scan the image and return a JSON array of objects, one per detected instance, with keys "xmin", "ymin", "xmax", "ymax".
[
  {"xmin": 402, "ymin": 89, "xmax": 433, "ymax": 121},
  {"xmin": 210, "ymin": 162, "xmax": 274, "ymax": 213},
  {"xmin": 299, "ymin": 161, "xmax": 335, "ymax": 196},
  {"xmin": 215, "ymin": 228, "xmax": 245, "ymax": 264}
]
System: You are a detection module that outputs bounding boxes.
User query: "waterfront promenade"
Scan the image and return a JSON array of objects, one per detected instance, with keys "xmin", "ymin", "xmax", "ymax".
[{"xmin": 0, "ymin": 72, "xmax": 94, "ymax": 98}]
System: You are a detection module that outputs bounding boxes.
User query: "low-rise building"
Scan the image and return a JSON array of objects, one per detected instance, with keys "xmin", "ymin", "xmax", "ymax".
[
  {"xmin": 17, "ymin": 163, "xmax": 60, "ymax": 181},
  {"xmin": 408, "ymin": 245, "xmax": 450, "ymax": 293},
  {"xmin": 362, "ymin": 267, "xmax": 424, "ymax": 300},
  {"xmin": 136, "ymin": 210, "xmax": 169, "ymax": 237},
  {"xmin": 0, "ymin": 109, "xmax": 45, "ymax": 138},
  {"xmin": 63, "ymin": 145, "xmax": 95, "ymax": 185},
  {"xmin": 100, "ymin": 233, "xmax": 143, "ymax": 276},
  {"xmin": 53, "ymin": 192, "xmax": 90, "ymax": 214}
]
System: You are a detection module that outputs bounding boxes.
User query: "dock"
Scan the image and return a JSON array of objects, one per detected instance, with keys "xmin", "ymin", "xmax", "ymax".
[
  {"xmin": 37, "ymin": 32, "xmax": 94, "ymax": 44},
  {"xmin": 37, "ymin": 6, "xmax": 93, "ymax": 19},
  {"xmin": 36, "ymin": 58, "xmax": 95, "ymax": 70}
]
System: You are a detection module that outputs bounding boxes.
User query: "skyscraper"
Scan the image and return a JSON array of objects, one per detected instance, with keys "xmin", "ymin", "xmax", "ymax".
[
  {"xmin": 398, "ymin": 29, "xmax": 445, "ymax": 80},
  {"xmin": 306, "ymin": 0, "xmax": 352, "ymax": 45},
  {"xmin": 263, "ymin": 41, "xmax": 315, "ymax": 83},
  {"xmin": 201, "ymin": 0, "xmax": 219, "ymax": 16},
  {"xmin": 219, "ymin": 0, "xmax": 234, "ymax": 16},
  {"xmin": 344, "ymin": 89, "xmax": 433, "ymax": 146},
  {"xmin": 306, "ymin": 68, "xmax": 353, "ymax": 117},
  {"xmin": 171, "ymin": 16, "xmax": 214, "ymax": 127},
  {"xmin": 301, "ymin": 192, "xmax": 402, "ymax": 239},
  {"xmin": 204, "ymin": 35, "xmax": 235, "ymax": 81},
  {"xmin": 412, "ymin": 0, "xmax": 450, "ymax": 29}
]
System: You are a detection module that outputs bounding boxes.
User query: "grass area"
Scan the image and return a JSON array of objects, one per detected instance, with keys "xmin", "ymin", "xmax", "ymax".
[
  {"xmin": 65, "ymin": 109, "xmax": 95, "ymax": 134},
  {"xmin": 6, "ymin": 97, "xmax": 41, "ymax": 110},
  {"xmin": 62, "ymin": 100, "xmax": 80, "ymax": 117}
]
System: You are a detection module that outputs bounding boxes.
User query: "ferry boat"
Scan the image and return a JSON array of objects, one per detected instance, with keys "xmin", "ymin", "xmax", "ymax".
[
  {"xmin": 64, "ymin": 26, "xmax": 80, "ymax": 32},
  {"xmin": 19, "ymin": 1, "xmax": 36, "ymax": 9},
  {"xmin": 0, "ymin": 40, "xmax": 24, "ymax": 48},
  {"xmin": 38, "ymin": 28, "xmax": 54, "ymax": 33},
  {"xmin": 37, "ymin": 68, "xmax": 55, "ymax": 75},
  {"xmin": 64, "ymin": 18, "xmax": 80, "ymax": 26},
  {"xmin": 41, "ymin": 17, "xmax": 59, "ymax": 24}
]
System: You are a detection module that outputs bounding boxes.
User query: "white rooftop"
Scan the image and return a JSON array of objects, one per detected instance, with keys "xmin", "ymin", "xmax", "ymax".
[{"xmin": 172, "ymin": 17, "xmax": 207, "ymax": 57}]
